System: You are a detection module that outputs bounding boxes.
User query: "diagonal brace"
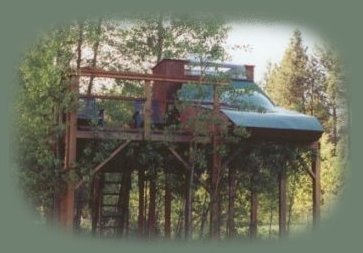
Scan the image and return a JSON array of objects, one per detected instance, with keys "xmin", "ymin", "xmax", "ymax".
[
  {"xmin": 167, "ymin": 146, "xmax": 209, "ymax": 192},
  {"xmin": 75, "ymin": 140, "xmax": 131, "ymax": 189}
]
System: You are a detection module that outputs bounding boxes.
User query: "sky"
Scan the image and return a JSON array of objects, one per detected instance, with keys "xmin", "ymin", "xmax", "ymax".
[{"xmin": 226, "ymin": 22, "xmax": 323, "ymax": 83}]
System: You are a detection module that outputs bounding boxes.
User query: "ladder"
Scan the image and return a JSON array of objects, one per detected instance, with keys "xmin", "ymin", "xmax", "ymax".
[{"xmin": 98, "ymin": 172, "xmax": 123, "ymax": 237}]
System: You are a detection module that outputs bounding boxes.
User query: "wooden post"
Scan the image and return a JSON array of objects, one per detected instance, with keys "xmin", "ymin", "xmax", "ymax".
[
  {"xmin": 138, "ymin": 168, "xmax": 145, "ymax": 237},
  {"xmin": 59, "ymin": 75, "xmax": 78, "ymax": 230},
  {"xmin": 312, "ymin": 141, "xmax": 321, "ymax": 229},
  {"xmin": 118, "ymin": 168, "xmax": 131, "ymax": 236},
  {"xmin": 144, "ymin": 81, "xmax": 152, "ymax": 140},
  {"xmin": 278, "ymin": 169, "xmax": 287, "ymax": 238},
  {"xmin": 164, "ymin": 168, "xmax": 171, "ymax": 239},
  {"xmin": 91, "ymin": 175, "xmax": 102, "ymax": 235}
]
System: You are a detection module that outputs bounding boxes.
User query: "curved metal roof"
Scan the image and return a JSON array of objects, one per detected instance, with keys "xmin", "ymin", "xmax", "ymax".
[{"xmin": 178, "ymin": 80, "xmax": 324, "ymax": 133}]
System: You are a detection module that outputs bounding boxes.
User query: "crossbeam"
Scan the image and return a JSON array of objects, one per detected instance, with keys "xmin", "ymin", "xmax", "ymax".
[
  {"xmin": 79, "ymin": 94, "xmax": 146, "ymax": 102},
  {"xmin": 76, "ymin": 67, "xmax": 229, "ymax": 85}
]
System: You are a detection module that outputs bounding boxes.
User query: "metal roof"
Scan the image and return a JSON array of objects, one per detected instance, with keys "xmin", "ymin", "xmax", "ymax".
[{"xmin": 178, "ymin": 80, "xmax": 324, "ymax": 132}]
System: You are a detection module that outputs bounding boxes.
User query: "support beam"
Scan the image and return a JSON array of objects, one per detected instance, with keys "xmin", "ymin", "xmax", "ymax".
[
  {"xmin": 278, "ymin": 169, "xmax": 287, "ymax": 238},
  {"xmin": 312, "ymin": 141, "xmax": 321, "ymax": 229},
  {"xmin": 91, "ymin": 175, "xmax": 102, "ymax": 235},
  {"xmin": 59, "ymin": 75, "xmax": 78, "ymax": 230}
]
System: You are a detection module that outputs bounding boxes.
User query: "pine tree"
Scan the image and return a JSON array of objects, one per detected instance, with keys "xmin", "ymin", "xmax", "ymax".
[{"xmin": 265, "ymin": 29, "xmax": 309, "ymax": 112}]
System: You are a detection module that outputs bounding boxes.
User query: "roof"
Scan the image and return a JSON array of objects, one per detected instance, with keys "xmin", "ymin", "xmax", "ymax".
[{"xmin": 178, "ymin": 80, "xmax": 324, "ymax": 133}]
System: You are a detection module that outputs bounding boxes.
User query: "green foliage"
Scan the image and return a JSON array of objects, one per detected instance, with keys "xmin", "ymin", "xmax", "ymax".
[
  {"xmin": 263, "ymin": 29, "xmax": 348, "ymax": 232},
  {"xmin": 264, "ymin": 30, "xmax": 309, "ymax": 112},
  {"xmin": 16, "ymin": 26, "xmax": 77, "ymax": 212}
]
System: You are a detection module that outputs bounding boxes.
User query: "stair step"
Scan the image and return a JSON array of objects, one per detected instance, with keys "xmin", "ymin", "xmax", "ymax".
[
  {"xmin": 101, "ymin": 214, "xmax": 122, "ymax": 218},
  {"xmin": 103, "ymin": 181, "xmax": 122, "ymax": 184},
  {"xmin": 99, "ymin": 226, "xmax": 120, "ymax": 229},
  {"xmin": 101, "ymin": 204, "xmax": 118, "ymax": 207},
  {"xmin": 102, "ymin": 192, "xmax": 120, "ymax": 196}
]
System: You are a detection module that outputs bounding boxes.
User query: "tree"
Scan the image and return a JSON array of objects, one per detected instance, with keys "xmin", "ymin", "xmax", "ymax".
[
  {"xmin": 265, "ymin": 29, "xmax": 309, "ymax": 112},
  {"xmin": 16, "ymin": 25, "xmax": 77, "ymax": 221}
]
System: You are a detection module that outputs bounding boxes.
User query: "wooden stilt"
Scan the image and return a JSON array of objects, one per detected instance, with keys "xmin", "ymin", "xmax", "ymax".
[
  {"xmin": 91, "ymin": 175, "xmax": 102, "ymax": 235},
  {"xmin": 59, "ymin": 75, "xmax": 78, "ymax": 231}
]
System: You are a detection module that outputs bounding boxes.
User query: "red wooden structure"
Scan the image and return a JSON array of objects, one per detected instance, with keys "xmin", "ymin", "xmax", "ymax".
[{"xmin": 57, "ymin": 59, "xmax": 322, "ymax": 239}]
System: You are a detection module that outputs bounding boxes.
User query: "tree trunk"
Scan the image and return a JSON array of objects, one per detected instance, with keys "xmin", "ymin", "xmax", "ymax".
[
  {"xmin": 87, "ymin": 18, "xmax": 103, "ymax": 95},
  {"xmin": 118, "ymin": 168, "xmax": 131, "ymax": 236},
  {"xmin": 164, "ymin": 168, "xmax": 172, "ymax": 238},
  {"xmin": 199, "ymin": 200, "xmax": 209, "ymax": 239},
  {"xmin": 144, "ymin": 180, "xmax": 148, "ymax": 234},
  {"xmin": 249, "ymin": 189, "xmax": 258, "ymax": 239},
  {"xmin": 176, "ymin": 199, "xmax": 184, "ymax": 239},
  {"xmin": 312, "ymin": 142, "xmax": 321, "ymax": 229},
  {"xmin": 227, "ymin": 166, "xmax": 237, "ymax": 238},
  {"xmin": 210, "ymin": 84, "xmax": 221, "ymax": 239},
  {"xmin": 279, "ymin": 170, "xmax": 287, "ymax": 238},
  {"xmin": 148, "ymin": 169, "xmax": 157, "ymax": 238},
  {"xmin": 184, "ymin": 169, "xmax": 192, "ymax": 239},
  {"xmin": 156, "ymin": 14, "xmax": 164, "ymax": 63},
  {"xmin": 249, "ymin": 172, "xmax": 258, "ymax": 239},
  {"xmin": 185, "ymin": 146, "xmax": 195, "ymax": 240},
  {"xmin": 138, "ymin": 168, "xmax": 145, "ymax": 237},
  {"xmin": 268, "ymin": 202, "xmax": 274, "ymax": 238},
  {"xmin": 332, "ymin": 105, "xmax": 338, "ymax": 154}
]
